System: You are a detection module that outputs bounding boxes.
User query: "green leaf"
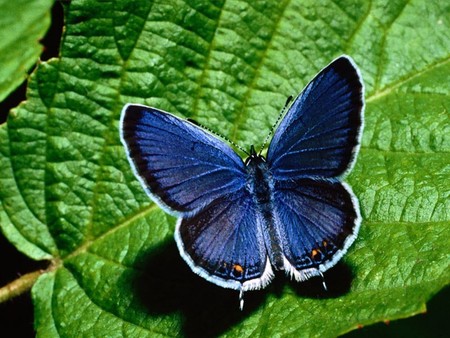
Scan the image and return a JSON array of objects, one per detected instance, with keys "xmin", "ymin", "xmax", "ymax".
[
  {"xmin": 0, "ymin": 0, "xmax": 53, "ymax": 102},
  {"xmin": 1, "ymin": 0, "xmax": 449, "ymax": 337}
]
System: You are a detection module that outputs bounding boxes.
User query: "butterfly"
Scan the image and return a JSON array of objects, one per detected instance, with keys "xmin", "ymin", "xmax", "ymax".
[{"xmin": 120, "ymin": 55, "xmax": 364, "ymax": 309}]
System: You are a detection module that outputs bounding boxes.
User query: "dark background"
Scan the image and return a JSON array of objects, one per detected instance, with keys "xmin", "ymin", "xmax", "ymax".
[{"xmin": 0, "ymin": 2, "xmax": 447, "ymax": 336}]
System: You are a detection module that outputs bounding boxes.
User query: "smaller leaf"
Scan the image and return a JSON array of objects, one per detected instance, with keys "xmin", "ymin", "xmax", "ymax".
[{"xmin": 0, "ymin": 0, "xmax": 53, "ymax": 102}]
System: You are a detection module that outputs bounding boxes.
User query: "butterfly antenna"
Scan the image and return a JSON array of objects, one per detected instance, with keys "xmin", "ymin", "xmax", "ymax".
[
  {"xmin": 258, "ymin": 95, "xmax": 294, "ymax": 155},
  {"xmin": 187, "ymin": 118, "xmax": 250, "ymax": 156}
]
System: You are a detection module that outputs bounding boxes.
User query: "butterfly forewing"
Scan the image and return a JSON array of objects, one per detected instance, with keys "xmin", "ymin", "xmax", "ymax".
[
  {"xmin": 267, "ymin": 56, "xmax": 364, "ymax": 180},
  {"xmin": 120, "ymin": 104, "xmax": 247, "ymax": 215}
]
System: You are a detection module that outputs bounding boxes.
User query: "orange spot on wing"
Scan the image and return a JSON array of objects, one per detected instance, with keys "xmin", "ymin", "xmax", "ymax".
[
  {"xmin": 233, "ymin": 264, "xmax": 244, "ymax": 273},
  {"xmin": 311, "ymin": 249, "xmax": 319, "ymax": 258}
]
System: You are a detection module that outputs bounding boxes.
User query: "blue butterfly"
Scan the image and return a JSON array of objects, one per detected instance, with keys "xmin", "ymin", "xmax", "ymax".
[{"xmin": 120, "ymin": 55, "xmax": 364, "ymax": 309}]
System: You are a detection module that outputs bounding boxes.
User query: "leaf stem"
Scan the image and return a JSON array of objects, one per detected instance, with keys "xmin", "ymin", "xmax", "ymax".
[{"xmin": 0, "ymin": 270, "xmax": 45, "ymax": 303}]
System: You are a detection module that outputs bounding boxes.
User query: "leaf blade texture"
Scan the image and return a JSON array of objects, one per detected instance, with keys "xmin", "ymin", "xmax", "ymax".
[
  {"xmin": 0, "ymin": 0, "xmax": 53, "ymax": 102},
  {"xmin": 0, "ymin": 0, "xmax": 448, "ymax": 337}
]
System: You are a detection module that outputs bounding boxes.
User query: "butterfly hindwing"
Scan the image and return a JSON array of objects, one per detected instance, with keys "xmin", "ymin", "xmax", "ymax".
[
  {"xmin": 272, "ymin": 179, "xmax": 361, "ymax": 280},
  {"xmin": 175, "ymin": 189, "xmax": 273, "ymax": 291},
  {"xmin": 267, "ymin": 56, "xmax": 364, "ymax": 180},
  {"xmin": 120, "ymin": 104, "xmax": 247, "ymax": 215}
]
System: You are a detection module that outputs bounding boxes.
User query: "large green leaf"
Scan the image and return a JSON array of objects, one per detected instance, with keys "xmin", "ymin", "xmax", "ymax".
[
  {"xmin": 0, "ymin": 0, "xmax": 449, "ymax": 337},
  {"xmin": 0, "ymin": 0, "xmax": 53, "ymax": 102}
]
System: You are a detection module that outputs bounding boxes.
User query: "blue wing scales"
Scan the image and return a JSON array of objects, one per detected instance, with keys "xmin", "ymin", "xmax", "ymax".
[
  {"xmin": 266, "ymin": 56, "xmax": 364, "ymax": 280},
  {"xmin": 267, "ymin": 56, "xmax": 364, "ymax": 180},
  {"xmin": 120, "ymin": 104, "xmax": 247, "ymax": 215},
  {"xmin": 273, "ymin": 179, "xmax": 361, "ymax": 280},
  {"xmin": 175, "ymin": 189, "xmax": 273, "ymax": 291}
]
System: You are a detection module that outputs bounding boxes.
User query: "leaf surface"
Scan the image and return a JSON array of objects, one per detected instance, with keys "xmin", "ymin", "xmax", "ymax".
[
  {"xmin": 0, "ymin": 0, "xmax": 53, "ymax": 102},
  {"xmin": 0, "ymin": 0, "xmax": 449, "ymax": 337}
]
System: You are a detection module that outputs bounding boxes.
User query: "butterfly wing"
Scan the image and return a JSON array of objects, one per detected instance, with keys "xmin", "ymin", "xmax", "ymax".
[
  {"xmin": 175, "ymin": 188, "xmax": 273, "ymax": 291},
  {"xmin": 120, "ymin": 104, "xmax": 247, "ymax": 215},
  {"xmin": 272, "ymin": 179, "xmax": 361, "ymax": 280},
  {"xmin": 266, "ymin": 55, "xmax": 364, "ymax": 279},
  {"xmin": 267, "ymin": 55, "xmax": 364, "ymax": 180}
]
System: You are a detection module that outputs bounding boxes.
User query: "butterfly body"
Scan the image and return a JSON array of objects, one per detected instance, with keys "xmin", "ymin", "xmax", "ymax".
[
  {"xmin": 244, "ymin": 150, "xmax": 286, "ymax": 270},
  {"xmin": 245, "ymin": 150, "xmax": 271, "ymax": 204},
  {"xmin": 120, "ymin": 55, "xmax": 364, "ymax": 306}
]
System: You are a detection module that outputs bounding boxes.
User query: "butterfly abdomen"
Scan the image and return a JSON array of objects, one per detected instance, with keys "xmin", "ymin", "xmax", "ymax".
[{"xmin": 246, "ymin": 155, "xmax": 285, "ymax": 270}]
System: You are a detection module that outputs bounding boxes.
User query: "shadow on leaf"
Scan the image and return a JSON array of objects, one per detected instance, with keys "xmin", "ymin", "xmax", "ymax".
[
  {"xmin": 289, "ymin": 261, "xmax": 354, "ymax": 298},
  {"xmin": 132, "ymin": 240, "xmax": 266, "ymax": 337},
  {"xmin": 132, "ymin": 239, "xmax": 354, "ymax": 337}
]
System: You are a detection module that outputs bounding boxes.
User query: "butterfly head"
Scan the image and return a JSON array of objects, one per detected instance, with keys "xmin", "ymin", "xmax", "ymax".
[{"xmin": 245, "ymin": 145, "xmax": 266, "ymax": 166}]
